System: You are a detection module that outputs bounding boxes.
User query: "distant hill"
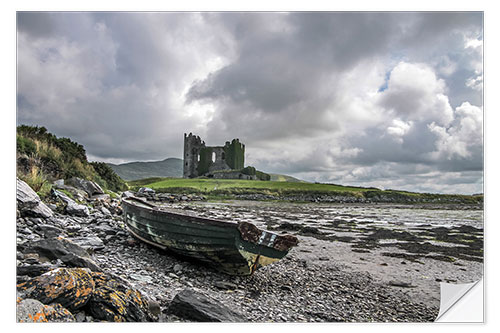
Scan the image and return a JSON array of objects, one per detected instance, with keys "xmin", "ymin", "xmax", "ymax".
[
  {"xmin": 108, "ymin": 158, "xmax": 183, "ymax": 181},
  {"xmin": 269, "ymin": 173, "xmax": 306, "ymax": 182}
]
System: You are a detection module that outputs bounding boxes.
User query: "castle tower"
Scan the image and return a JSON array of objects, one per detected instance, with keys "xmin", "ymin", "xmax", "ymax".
[{"xmin": 183, "ymin": 133, "xmax": 204, "ymax": 178}]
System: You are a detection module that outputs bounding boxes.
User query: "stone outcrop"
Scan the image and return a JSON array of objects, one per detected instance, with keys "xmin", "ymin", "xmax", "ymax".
[
  {"xmin": 16, "ymin": 268, "xmax": 155, "ymax": 323},
  {"xmin": 17, "ymin": 178, "xmax": 53, "ymax": 218},
  {"xmin": 23, "ymin": 237, "xmax": 101, "ymax": 272},
  {"xmin": 65, "ymin": 177, "xmax": 104, "ymax": 196},
  {"xmin": 17, "ymin": 268, "xmax": 95, "ymax": 312},
  {"xmin": 85, "ymin": 271, "xmax": 155, "ymax": 322},
  {"xmin": 168, "ymin": 288, "xmax": 246, "ymax": 322},
  {"xmin": 51, "ymin": 188, "xmax": 90, "ymax": 217},
  {"xmin": 16, "ymin": 298, "xmax": 75, "ymax": 322}
]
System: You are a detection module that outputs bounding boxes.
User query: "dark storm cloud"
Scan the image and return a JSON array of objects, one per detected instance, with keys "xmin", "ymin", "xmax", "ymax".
[
  {"xmin": 16, "ymin": 12, "xmax": 483, "ymax": 193},
  {"xmin": 17, "ymin": 12, "xmax": 55, "ymax": 37}
]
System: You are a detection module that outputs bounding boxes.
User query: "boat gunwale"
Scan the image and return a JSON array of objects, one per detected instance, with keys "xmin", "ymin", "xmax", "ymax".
[{"xmin": 122, "ymin": 196, "xmax": 239, "ymax": 229}]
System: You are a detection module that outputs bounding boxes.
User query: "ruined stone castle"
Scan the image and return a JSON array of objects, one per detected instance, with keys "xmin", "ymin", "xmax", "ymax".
[{"xmin": 183, "ymin": 133, "xmax": 257, "ymax": 179}]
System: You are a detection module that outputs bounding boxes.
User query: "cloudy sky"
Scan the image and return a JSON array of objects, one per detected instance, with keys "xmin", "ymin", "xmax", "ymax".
[{"xmin": 16, "ymin": 12, "xmax": 483, "ymax": 194}]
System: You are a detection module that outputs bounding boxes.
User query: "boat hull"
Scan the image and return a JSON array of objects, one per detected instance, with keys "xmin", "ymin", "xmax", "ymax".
[{"xmin": 121, "ymin": 197, "xmax": 298, "ymax": 275}]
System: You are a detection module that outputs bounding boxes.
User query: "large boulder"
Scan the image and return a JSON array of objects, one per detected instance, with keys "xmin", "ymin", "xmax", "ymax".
[
  {"xmin": 168, "ymin": 288, "xmax": 246, "ymax": 322},
  {"xmin": 53, "ymin": 184, "xmax": 88, "ymax": 201},
  {"xmin": 65, "ymin": 177, "xmax": 104, "ymax": 196},
  {"xmin": 51, "ymin": 189, "xmax": 90, "ymax": 217},
  {"xmin": 69, "ymin": 236, "xmax": 105, "ymax": 251},
  {"xmin": 17, "ymin": 268, "xmax": 95, "ymax": 312},
  {"xmin": 85, "ymin": 271, "xmax": 155, "ymax": 322},
  {"xmin": 23, "ymin": 237, "xmax": 101, "ymax": 272},
  {"xmin": 16, "ymin": 298, "xmax": 75, "ymax": 322},
  {"xmin": 16, "ymin": 178, "xmax": 53, "ymax": 218},
  {"xmin": 65, "ymin": 200, "xmax": 90, "ymax": 217}
]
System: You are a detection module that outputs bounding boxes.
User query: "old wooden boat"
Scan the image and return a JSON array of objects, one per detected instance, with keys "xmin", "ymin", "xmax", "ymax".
[{"xmin": 121, "ymin": 197, "xmax": 298, "ymax": 275}]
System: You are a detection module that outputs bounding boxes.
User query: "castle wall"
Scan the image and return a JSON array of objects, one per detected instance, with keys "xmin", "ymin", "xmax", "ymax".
[{"xmin": 183, "ymin": 133, "xmax": 246, "ymax": 178}]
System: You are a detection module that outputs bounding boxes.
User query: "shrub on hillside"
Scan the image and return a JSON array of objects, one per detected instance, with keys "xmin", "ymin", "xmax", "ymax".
[
  {"xmin": 90, "ymin": 162, "xmax": 128, "ymax": 192},
  {"xmin": 17, "ymin": 125, "xmax": 87, "ymax": 163},
  {"xmin": 17, "ymin": 125, "xmax": 126, "ymax": 193},
  {"xmin": 17, "ymin": 135, "xmax": 36, "ymax": 156}
]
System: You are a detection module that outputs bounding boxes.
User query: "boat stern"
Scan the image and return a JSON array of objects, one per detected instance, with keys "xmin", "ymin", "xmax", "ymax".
[{"xmin": 236, "ymin": 222, "xmax": 299, "ymax": 274}]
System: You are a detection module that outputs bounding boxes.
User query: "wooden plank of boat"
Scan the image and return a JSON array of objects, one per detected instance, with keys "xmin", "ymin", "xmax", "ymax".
[{"xmin": 121, "ymin": 197, "xmax": 298, "ymax": 275}]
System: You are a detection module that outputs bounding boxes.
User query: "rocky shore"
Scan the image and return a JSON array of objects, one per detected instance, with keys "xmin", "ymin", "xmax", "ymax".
[{"xmin": 16, "ymin": 178, "xmax": 482, "ymax": 323}]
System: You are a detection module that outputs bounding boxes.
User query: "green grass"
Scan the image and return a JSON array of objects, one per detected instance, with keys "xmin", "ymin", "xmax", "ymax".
[
  {"xmin": 129, "ymin": 178, "xmax": 367, "ymax": 193},
  {"xmin": 127, "ymin": 177, "xmax": 483, "ymax": 204}
]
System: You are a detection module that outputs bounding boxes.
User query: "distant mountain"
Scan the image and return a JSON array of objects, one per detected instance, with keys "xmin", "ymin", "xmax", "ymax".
[
  {"xmin": 269, "ymin": 173, "xmax": 306, "ymax": 182},
  {"xmin": 107, "ymin": 158, "xmax": 183, "ymax": 181}
]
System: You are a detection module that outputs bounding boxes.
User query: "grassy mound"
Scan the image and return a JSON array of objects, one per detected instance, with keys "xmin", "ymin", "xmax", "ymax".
[
  {"xmin": 127, "ymin": 177, "xmax": 483, "ymax": 204},
  {"xmin": 16, "ymin": 125, "xmax": 127, "ymax": 196}
]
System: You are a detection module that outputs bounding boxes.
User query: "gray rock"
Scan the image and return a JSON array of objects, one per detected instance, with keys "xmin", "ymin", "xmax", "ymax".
[
  {"xmin": 75, "ymin": 311, "xmax": 86, "ymax": 322},
  {"xmin": 16, "ymin": 178, "xmax": 53, "ymax": 218},
  {"xmin": 23, "ymin": 237, "xmax": 100, "ymax": 271},
  {"xmin": 16, "ymin": 298, "xmax": 75, "ymax": 322},
  {"xmin": 173, "ymin": 264, "xmax": 183, "ymax": 273},
  {"xmin": 65, "ymin": 201, "xmax": 90, "ymax": 217},
  {"xmin": 34, "ymin": 224, "xmax": 64, "ymax": 238},
  {"xmin": 91, "ymin": 193, "xmax": 111, "ymax": 202},
  {"xmin": 51, "ymin": 188, "xmax": 73, "ymax": 204},
  {"xmin": 138, "ymin": 187, "xmax": 155, "ymax": 194},
  {"xmin": 100, "ymin": 206, "xmax": 112, "ymax": 216},
  {"xmin": 130, "ymin": 273, "xmax": 153, "ymax": 283},
  {"xmin": 388, "ymin": 280, "xmax": 416, "ymax": 288},
  {"xmin": 121, "ymin": 191, "xmax": 135, "ymax": 199},
  {"xmin": 168, "ymin": 288, "xmax": 246, "ymax": 322},
  {"xmin": 95, "ymin": 224, "xmax": 116, "ymax": 235},
  {"xmin": 54, "ymin": 179, "xmax": 65, "ymax": 186},
  {"xmin": 17, "ymin": 263, "xmax": 56, "ymax": 277},
  {"xmin": 52, "ymin": 185, "xmax": 88, "ymax": 201},
  {"xmin": 70, "ymin": 236, "xmax": 105, "ymax": 251},
  {"xmin": 66, "ymin": 177, "xmax": 104, "ymax": 196},
  {"xmin": 213, "ymin": 280, "xmax": 239, "ymax": 290},
  {"xmin": 51, "ymin": 188, "xmax": 89, "ymax": 217}
]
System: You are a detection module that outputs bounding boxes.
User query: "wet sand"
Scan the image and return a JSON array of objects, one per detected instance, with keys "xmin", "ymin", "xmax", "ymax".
[{"xmin": 172, "ymin": 200, "xmax": 484, "ymax": 308}]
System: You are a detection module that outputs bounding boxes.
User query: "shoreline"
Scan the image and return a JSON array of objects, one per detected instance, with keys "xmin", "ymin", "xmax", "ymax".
[{"xmin": 16, "ymin": 188, "xmax": 483, "ymax": 322}]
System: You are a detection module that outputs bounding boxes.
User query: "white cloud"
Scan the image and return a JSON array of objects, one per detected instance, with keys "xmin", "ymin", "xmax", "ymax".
[
  {"xmin": 378, "ymin": 62, "xmax": 454, "ymax": 126},
  {"xmin": 387, "ymin": 119, "xmax": 412, "ymax": 143},
  {"xmin": 16, "ymin": 12, "xmax": 483, "ymax": 194},
  {"xmin": 428, "ymin": 102, "xmax": 483, "ymax": 160}
]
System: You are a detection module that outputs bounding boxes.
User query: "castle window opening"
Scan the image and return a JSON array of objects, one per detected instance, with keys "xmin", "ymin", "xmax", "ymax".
[
  {"xmin": 212, "ymin": 152, "xmax": 216, "ymax": 163},
  {"xmin": 221, "ymin": 152, "xmax": 225, "ymax": 160},
  {"xmin": 197, "ymin": 154, "xmax": 200, "ymax": 162}
]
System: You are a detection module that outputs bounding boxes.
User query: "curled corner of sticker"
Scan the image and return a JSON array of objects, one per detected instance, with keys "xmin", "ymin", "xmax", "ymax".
[{"xmin": 435, "ymin": 277, "xmax": 484, "ymax": 322}]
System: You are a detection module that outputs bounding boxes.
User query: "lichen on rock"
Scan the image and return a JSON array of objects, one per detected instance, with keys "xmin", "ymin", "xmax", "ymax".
[
  {"xmin": 17, "ymin": 298, "xmax": 75, "ymax": 323},
  {"xmin": 85, "ymin": 271, "xmax": 155, "ymax": 322},
  {"xmin": 17, "ymin": 267, "xmax": 95, "ymax": 312}
]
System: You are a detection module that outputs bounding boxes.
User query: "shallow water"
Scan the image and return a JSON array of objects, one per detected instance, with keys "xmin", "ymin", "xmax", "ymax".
[{"xmin": 175, "ymin": 201, "xmax": 483, "ymax": 231}]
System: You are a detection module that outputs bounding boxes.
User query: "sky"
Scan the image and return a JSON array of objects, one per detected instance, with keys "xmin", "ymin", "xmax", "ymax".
[{"xmin": 16, "ymin": 12, "xmax": 484, "ymax": 194}]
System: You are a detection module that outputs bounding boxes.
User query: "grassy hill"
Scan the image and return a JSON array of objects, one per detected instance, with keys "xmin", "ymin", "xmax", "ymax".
[
  {"xmin": 108, "ymin": 158, "xmax": 183, "ymax": 180},
  {"xmin": 16, "ymin": 125, "xmax": 127, "ymax": 196},
  {"xmin": 127, "ymin": 177, "xmax": 483, "ymax": 204},
  {"xmin": 269, "ymin": 173, "xmax": 305, "ymax": 182}
]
